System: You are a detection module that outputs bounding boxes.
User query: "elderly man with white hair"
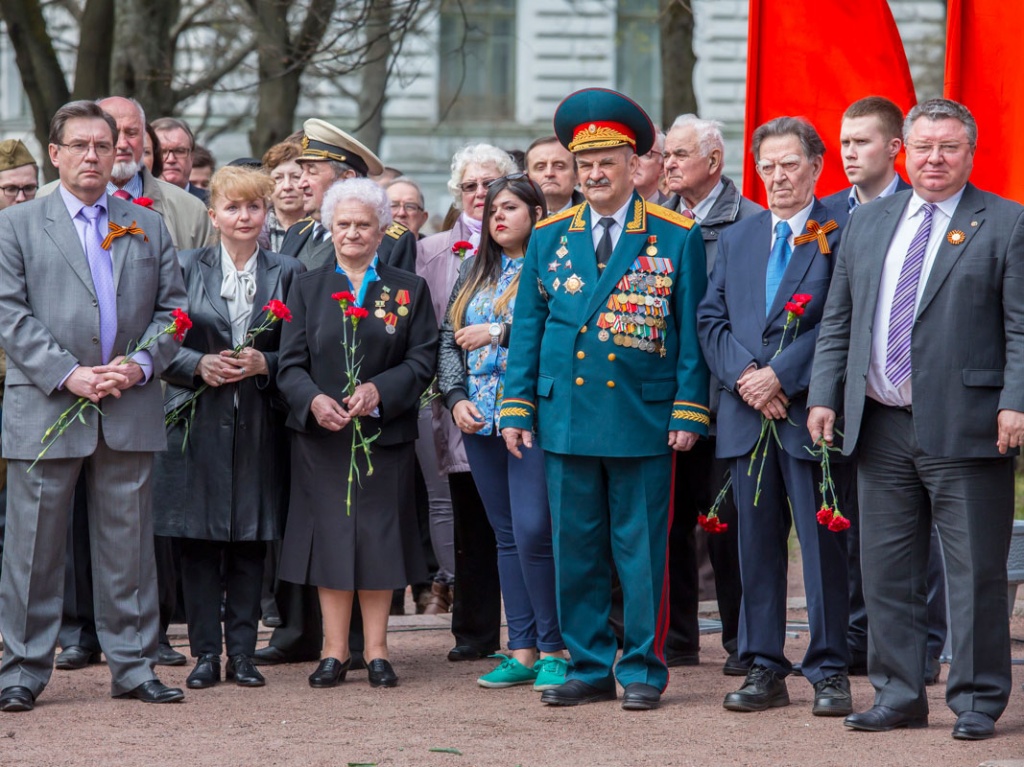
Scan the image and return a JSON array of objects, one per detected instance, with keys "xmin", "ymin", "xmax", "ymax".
[{"xmin": 661, "ymin": 113, "xmax": 763, "ymax": 676}]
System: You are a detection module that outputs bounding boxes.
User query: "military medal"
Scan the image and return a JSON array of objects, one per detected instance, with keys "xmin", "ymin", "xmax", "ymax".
[
  {"xmin": 556, "ymin": 235, "xmax": 568, "ymax": 258},
  {"xmin": 552, "ymin": 277, "xmax": 561, "ymax": 291},
  {"xmin": 384, "ymin": 313, "xmax": 398, "ymax": 334},
  {"xmin": 548, "ymin": 260, "xmax": 559, "ymax": 272},
  {"xmin": 563, "ymin": 274, "xmax": 584, "ymax": 294},
  {"xmin": 947, "ymin": 229, "xmax": 966, "ymax": 245},
  {"xmin": 395, "ymin": 289, "xmax": 410, "ymax": 316},
  {"xmin": 598, "ymin": 329, "xmax": 610, "ymax": 341},
  {"xmin": 645, "ymin": 235, "xmax": 658, "ymax": 257}
]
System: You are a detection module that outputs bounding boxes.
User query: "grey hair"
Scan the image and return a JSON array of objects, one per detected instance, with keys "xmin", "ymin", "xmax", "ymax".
[
  {"xmin": 669, "ymin": 114, "xmax": 725, "ymax": 157},
  {"xmin": 447, "ymin": 143, "xmax": 517, "ymax": 200},
  {"xmin": 904, "ymin": 98, "xmax": 978, "ymax": 149},
  {"xmin": 321, "ymin": 177, "xmax": 393, "ymax": 231},
  {"xmin": 652, "ymin": 129, "xmax": 666, "ymax": 154},
  {"xmin": 97, "ymin": 96, "xmax": 146, "ymax": 127},
  {"xmin": 387, "ymin": 176, "xmax": 426, "ymax": 208},
  {"xmin": 751, "ymin": 116, "xmax": 825, "ymax": 161}
]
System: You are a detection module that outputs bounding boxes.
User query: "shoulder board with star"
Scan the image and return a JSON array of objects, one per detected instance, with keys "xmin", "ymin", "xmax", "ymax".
[
  {"xmin": 647, "ymin": 204, "xmax": 695, "ymax": 230},
  {"xmin": 296, "ymin": 217, "xmax": 316, "ymax": 235},
  {"xmin": 385, "ymin": 221, "xmax": 409, "ymax": 240},
  {"xmin": 537, "ymin": 204, "xmax": 583, "ymax": 229}
]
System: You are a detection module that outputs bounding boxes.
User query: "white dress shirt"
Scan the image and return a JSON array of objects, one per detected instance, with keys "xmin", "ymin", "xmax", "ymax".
[
  {"xmin": 589, "ymin": 197, "xmax": 633, "ymax": 252},
  {"xmin": 866, "ymin": 186, "xmax": 966, "ymax": 407}
]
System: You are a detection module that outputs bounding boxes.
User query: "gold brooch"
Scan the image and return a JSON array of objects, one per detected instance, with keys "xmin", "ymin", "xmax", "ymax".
[
  {"xmin": 947, "ymin": 229, "xmax": 966, "ymax": 245},
  {"xmin": 564, "ymin": 274, "xmax": 584, "ymax": 295}
]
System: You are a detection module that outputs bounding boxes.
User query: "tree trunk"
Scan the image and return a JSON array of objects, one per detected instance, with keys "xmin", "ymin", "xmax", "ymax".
[
  {"xmin": 72, "ymin": 0, "xmax": 116, "ymax": 102},
  {"xmin": 0, "ymin": 0, "xmax": 70, "ymax": 180},
  {"xmin": 110, "ymin": 0, "xmax": 181, "ymax": 119},
  {"xmin": 660, "ymin": 0, "xmax": 697, "ymax": 119},
  {"xmin": 352, "ymin": 0, "xmax": 393, "ymax": 154}
]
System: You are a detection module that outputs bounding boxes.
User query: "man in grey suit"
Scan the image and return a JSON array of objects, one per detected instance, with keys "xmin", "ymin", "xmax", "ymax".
[
  {"xmin": 0, "ymin": 100, "xmax": 188, "ymax": 711},
  {"xmin": 808, "ymin": 98, "xmax": 1024, "ymax": 740}
]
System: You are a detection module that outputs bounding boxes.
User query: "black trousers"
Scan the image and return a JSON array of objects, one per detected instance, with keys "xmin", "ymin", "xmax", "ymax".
[
  {"xmin": 665, "ymin": 438, "xmax": 742, "ymax": 655},
  {"xmin": 449, "ymin": 471, "xmax": 501, "ymax": 651},
  {"xmin": 180, "ymin": 538, "xmax": 266, "ymax": 657}
]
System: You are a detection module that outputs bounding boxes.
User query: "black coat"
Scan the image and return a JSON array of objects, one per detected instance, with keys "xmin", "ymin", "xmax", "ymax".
[{"xmin": 153, "ymin": 246, "xmax": 304, "ymax": 541}]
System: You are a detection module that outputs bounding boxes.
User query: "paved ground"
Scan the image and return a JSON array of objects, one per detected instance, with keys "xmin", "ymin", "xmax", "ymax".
[{"xmin": 0, "ymin": 598, "xmax": 1021, "ymax": 767}]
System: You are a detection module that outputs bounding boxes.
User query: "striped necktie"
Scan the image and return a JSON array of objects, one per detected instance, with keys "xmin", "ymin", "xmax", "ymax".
[{"xmin": 885, "ymin": 203, "xmax": 935, "ymax": 388}]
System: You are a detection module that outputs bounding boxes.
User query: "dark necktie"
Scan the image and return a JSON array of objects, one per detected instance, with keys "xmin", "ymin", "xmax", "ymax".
[
  {"xmin": 885, "ymin": 202, "xmax": 935, "ymax": 388},
  {"xmin": 595, "ymin": 217, "xmax": 615, "ymax": 267},
  {"xmin": 112, "ymin": 189, "xmax": 132, "ymax": 201},
  {"xmin": 79, "ymin": 205, "xmax": 118, "ymax": 363}
]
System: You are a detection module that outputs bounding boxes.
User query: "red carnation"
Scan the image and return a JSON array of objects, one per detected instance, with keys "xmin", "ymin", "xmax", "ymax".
[
  {"xmin": 816, "ymin": 506, "xmax": 834, "ymax": 526},
  {"xmin": 791, "ymin": 293, "xmax": 812, "ymax": 306},
  {"xmin": 452, "ymin": 240, "xmax": 474, "ymax": 259},
  {"xmin": 133, "ymin": 197, "xmax": 154, "ymax": 209},
  {"xmin": 697, "ymin": 514, "xmax": 729, "ymax": 534},
  {"xmin": 345, "ymin": 306, "xmax": 369, "ymax": 320},
  {"xmin": 784, "ymin": 302, "xmax": 805, "ymax": 316},
  {"xmin": 263, "ymin": 299, "xmax": 292, "ymax": 323},
  {"xmin": 171, "ymin": 307, "xmax": 192, "ymax": 342},
  {"xmin": 332, "ymin": 290, "xmax": 357, "ymax": 306},
  {"xmin": 828, "ymin": 515, "xmax": 851, "ymax": 533}
]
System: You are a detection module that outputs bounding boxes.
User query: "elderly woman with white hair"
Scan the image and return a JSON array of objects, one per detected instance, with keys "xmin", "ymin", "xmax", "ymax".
[
  {"xmin": 416, "ymin": 144, "xmax": 517, "ymax": 660},
  {"xmin": 277, "ymin": 178, "xmax": 438, "ymax": 689}
]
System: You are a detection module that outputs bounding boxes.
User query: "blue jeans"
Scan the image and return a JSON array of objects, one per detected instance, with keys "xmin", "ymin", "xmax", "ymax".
[{"xmin": 463, "ymin": 433, "xmax": 563, "ymax": 652}]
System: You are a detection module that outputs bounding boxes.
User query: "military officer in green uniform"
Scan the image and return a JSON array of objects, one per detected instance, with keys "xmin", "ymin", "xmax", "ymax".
[{"xmin": 500, "ymin": 88, "xmax": 710, "ymax": 711}]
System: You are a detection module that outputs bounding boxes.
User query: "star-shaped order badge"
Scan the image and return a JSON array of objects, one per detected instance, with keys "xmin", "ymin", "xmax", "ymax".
[{"xmin": 563, "ymin": 274, "xmax": 584, "ymax": 295}]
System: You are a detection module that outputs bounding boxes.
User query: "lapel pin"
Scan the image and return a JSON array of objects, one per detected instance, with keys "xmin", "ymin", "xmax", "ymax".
[
  {"xmin": 947, "ymin": 229, "xmax": 966, "ymax": 245},
  {"xmin": 970, "ymin": 220, "xmax": 979, "ymax": 227}
]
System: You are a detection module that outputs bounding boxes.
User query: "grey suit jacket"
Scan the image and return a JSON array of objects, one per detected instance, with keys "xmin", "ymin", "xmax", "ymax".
[
  {"xmin": 808, "ymin": 183, "xmax": 1024, "ymax": 458},
  {"xmin": 0, "ymin": 190, "xmax": 188, "ymax": 459},
  {"xmin": 39, "ymin": 167, "xmax": 213, "ymax": 251}
]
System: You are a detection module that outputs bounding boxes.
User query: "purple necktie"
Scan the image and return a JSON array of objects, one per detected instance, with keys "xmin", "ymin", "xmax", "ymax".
[
  {"xmin": 885, "ymin": 202, "xmax": 935, "ymax": 388},
  {"xmin": 79, "ymin": 205, "xmax": 118, "ymax": 363},
  {"xmin": 681, "ymin": 208, "xmax": 695, "ymax": 219}
]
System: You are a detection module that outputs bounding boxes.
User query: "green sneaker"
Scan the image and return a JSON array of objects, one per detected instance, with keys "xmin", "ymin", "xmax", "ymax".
[
  {"xmin": 533, "ymin": 656, "xmax": 568, "ymax": 691},
  {"xmin": 477, "ymin": 654, "xmax": 538, "ymax": 688}
]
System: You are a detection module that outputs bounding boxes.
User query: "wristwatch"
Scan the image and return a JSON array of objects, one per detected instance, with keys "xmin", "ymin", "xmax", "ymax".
[{"xmin": 489, "ymin": 322, "xmax": 502, "ymax": 347}]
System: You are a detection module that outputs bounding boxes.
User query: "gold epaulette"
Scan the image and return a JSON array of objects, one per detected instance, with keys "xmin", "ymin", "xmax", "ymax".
[
  {"xmin": 296, "ymin": 217, "xmax": 315, "ymax": 235},
  {"xmin": 537, "ymin": 204, "xmax": 583, "ymax": 229},
  {"xmin": 647, "ymin": 204, "xmax": 695, "ymax": 230},
  {"xmin": 385, "ymin": 221, "xmax": 409, "ymax": 240}
]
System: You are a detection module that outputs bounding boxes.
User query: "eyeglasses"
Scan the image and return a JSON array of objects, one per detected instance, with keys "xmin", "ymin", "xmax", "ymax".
[
  {"xmin": 487, "ymin": 172, "xmax": 528, "ymax": 188},
  {"xmin": 459, "ymin": 178, "xmax": 498, "ymax": 193},
  {"xmin": 58, "ymin": 142, "xmax": 115, "ymax": 157},
  {"xmin": 906, "ymin": 142, "xmax": 969, "ymax": 157},
  {"xmin": 390, "ymin": 201, "xmax": 424, "ymax": 214},
  {"xmin": 0, "ymin": 184, "xmax": 38, "ymax": 199},
  {"xmin": 162, "ymin": 147, "xmax": 192, "ymax": 160}
]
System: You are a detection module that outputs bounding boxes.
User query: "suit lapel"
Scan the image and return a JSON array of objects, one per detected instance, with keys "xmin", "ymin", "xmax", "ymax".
[
  {"xmin": 198, "ymin": 247, "xmax": 232, "ymax": 328},
  {"xmin": 863, "ymin": 192, "xmax": 910, "ymax": 309},
  {"xmin": 248, "ymin": 249, "xmax": 280, "ymax": 331},
  {"xmin": 767, "ymin": 199, "xmax": 831, "ymax": 322},
  {"xmin": 45, "ymin": 192, "xmax": 96, "ymax": 297},
  {"xmin": 563, "ymin": 205, "xmax": 601, "ymax": 325},
  {"xmin": 582, "ymin": 193, "xmax": 647, "ymax": 322},
  {"xmin": 917, "ymin": 184, "xmax": 985, "ymax": 317},
  {"xmin": 747, "ymin": 213, "xmax": 772, "ymax": 327}
]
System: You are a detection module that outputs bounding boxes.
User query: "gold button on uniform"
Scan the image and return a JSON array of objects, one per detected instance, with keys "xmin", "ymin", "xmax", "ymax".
[
  {"xmin": 575, "ymin": 377, "xmax": 584, "ymax": 386},
  {"xmin": 606, "ymin": 380, "xmax": 615, "ymax": 388},
  {"xmin": 607, "ymin": 353, "xmax": 616, "ymax": 361},
  {"xmin": 580, "ymin": 325, "xmax": 588, "ymax": 333},
  {"xmin": 577, "ymin": 351, "xmax": 585, "ymax": 359}
]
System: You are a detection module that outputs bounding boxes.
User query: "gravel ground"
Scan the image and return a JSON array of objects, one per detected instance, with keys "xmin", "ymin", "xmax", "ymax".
[{"xmin": 0, "ymin": 598, "xmax": 1022, "ymax": 767}]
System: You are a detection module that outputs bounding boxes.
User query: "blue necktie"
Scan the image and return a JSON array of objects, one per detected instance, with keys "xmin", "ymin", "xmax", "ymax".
[
  {"xmin": 765, "ymin": 220, "xmax": 792, "ymax": 315},
  {"xmin": 79, "ymin": 205, "xmax": 118, "ymax": 363}
]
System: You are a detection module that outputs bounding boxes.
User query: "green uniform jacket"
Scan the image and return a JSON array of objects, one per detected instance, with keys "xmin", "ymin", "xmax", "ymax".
[{"xmin": 500, "ymin": 192, "xmax": 710, "ymax": 457}]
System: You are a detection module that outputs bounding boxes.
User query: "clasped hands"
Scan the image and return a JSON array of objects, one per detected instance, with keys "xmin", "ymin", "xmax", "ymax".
[
  {"xmin": 66, "ymin": 356, "xmax": 145, "ymax": 402},
  {"xmin": 197, "ymin": 348, "xmax": 268, "ymax": 387},
  {"xmin": 737, "ymin": 364, "xmax": 789, "ymax": 420},
  {"xmin": 311, "ymin": 383, "xmax": 381, "ymax": 432}
]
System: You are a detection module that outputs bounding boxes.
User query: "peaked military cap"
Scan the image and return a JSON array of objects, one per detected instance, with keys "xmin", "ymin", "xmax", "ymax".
[
  {"xmin": 553, "ymin": 88, "xmax": 655, "ymax": 157},
  {"xmin": 299, "ymin": 118, "xmax": 384, "ymax": 178}
]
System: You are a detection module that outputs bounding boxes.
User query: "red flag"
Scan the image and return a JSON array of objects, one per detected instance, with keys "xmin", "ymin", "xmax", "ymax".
[
  {"xmin": 944, "ymin": 0, "xmax": 1024, "ymax": 203},
  {"xmin": 742, "ymin": 0, "xmax": 917, "ymax": 206}
]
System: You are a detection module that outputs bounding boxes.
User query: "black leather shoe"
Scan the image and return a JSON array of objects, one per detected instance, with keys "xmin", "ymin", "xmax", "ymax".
[
  {"xmin": 446, "ymin": 645, "xmax": 496, "ymax": 662},
  {"xmin": 924, "ymin": 656, "xmax": 941, "ymax": 686},
  {"xmin": 308, "ymin": 657, "xmax": 351, "ymax": 688},
  {"xmin": 367, "ymin": 658, "xmax": 398, "ymax": 688},
  {"xmin": 156, "ymin": 643, "xmax": 187, "ymax": 667},
  {"xmin": 55, "ymin": 646, "xmax": 101, "ymax": 670},
  {"xmin": 621, "ymin": 682, "xmax": 661, "ymax": 711},
  {"xmin": 664, "ymin": 649, "xmax": 700, "ymax": 668},
  {"xmin": 226, "ymin": 655, "xmax": 265, "ymax": 687},
  {"xmin": 0, "ymin": 686, "xmax": 35, "ymax": 712},
  {"xmin": 722, "ymin": 652, "xmax": 750, "ymax": 677},
  {"xmin": 253, "ymin": 646, "xmax": 320, "ymax": 666},
  {"xmin": 844, "ymin": 705, "xmax": 928, "ymax": 732},
  {"xmin": 261, "ymin": 612, "xmax": 282, "ymax": 629},
  {"xmin": 118, "ymin": 679, "xmax": 185, "ymax": 704},
  {"xmin": 812, "ymin": 673, "xmax": 853, "ymax": 716},
  {"xmin": 952, "ymin": 711, "xmax": 995, "ymax": 740},
  {"xmin": 723, "ymin": 664, "xmax": 790, "ymax": 712},
  {"xmin": 185, "ymin": 654, "xmax": 221, "ymax": 689},
  {"xmin": 540, "ymin": 679, "xmax": 616, "ymax": 706}
]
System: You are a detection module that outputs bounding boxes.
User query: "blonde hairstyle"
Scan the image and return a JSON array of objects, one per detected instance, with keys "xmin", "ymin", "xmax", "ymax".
[{"xmin": 209, "ymin": 165, "xmax": 275, "ymax": 209}]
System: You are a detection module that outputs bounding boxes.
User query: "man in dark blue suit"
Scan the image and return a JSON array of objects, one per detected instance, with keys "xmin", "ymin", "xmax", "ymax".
[
  {"xmin": 697, "ymin": 117, "xmax": 850, "ymax": 716},
  {"xmin": 821, "ymin": 96, "xmax": 947, "ymax": 684}
]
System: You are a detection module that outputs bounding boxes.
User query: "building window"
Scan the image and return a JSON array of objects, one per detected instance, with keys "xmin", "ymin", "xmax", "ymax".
[
  {"xmin": 616, "ymin": 0, "xmax": 661, "ymax": 125},
  {"xmin": 438, "ymin": 0, "xmax": 516, "ymax": 121}
]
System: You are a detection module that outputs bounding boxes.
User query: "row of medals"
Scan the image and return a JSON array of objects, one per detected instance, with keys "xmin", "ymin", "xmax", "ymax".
[
  {"xmin": 598, "ymin": 251, "xmax": 674, "ymax": 356},
  {"xmin": 372, "ymin": 286, "xmax": 410, "ymax": 334}
]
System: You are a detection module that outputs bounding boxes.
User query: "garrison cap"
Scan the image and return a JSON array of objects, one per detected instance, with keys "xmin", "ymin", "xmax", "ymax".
[
  {"xmin": 0, "ymin": 140, "xmax": 37, "ymax": 173},
  {"xmin": 299, "ymin": 118, "xmax": 384, "ymax": 178},
  {"xmin": 553, "ymin": 88, "xmax": 655, "ymax": 157}
]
